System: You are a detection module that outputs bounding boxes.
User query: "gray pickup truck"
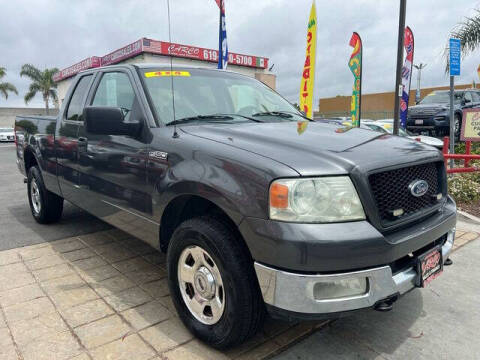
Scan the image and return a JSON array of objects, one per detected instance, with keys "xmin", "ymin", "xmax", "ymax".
[{"xmin": 15, "ymin": 64, "xmax": 456, "ymax": 349}]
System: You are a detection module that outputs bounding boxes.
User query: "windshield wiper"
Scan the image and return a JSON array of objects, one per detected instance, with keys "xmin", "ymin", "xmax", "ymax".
[
  {"xmin": 166, "ymin": 115, "xmax": 234, "ymax": 126},
  {"xmin": 166, "ymin": 114, "xmax": 262, "ymax": 126},
  {"xmin": 252, "ymin": 111, "xmax": 311, "ymax": 120}
]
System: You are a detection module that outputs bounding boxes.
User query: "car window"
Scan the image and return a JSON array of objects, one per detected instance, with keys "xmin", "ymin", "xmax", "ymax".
[
  {"xmin": 66, "ymin": 75, "xmax": 93, "ymax": 121},
  {"xmin": 92, "ymin": 72, "xmax": 136, "ymax": 120},
  {"xmin": 464, "ymin": 92, "xmax": 473, "ymax": 103},
  {"xmin": 471, "ymin": 91, "xmax": 480, "ymax": 102}
]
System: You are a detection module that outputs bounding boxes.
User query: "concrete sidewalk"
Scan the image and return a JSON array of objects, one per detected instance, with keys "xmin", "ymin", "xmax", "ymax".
[
  {"xmin": 0, "ymin": 228, "xmax": 327, "ymax": 360},
  {"xmin": 273, "ymin": 222, "xmax": 480, "ymax": 360}
]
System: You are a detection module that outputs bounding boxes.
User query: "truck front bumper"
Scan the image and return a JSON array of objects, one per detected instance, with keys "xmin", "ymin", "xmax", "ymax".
[{"xmin": 254, "ymin": 229, "xmax": 455, "ymax": 318}]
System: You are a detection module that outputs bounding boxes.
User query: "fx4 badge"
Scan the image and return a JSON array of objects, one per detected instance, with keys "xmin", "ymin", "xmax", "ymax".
[{"xmin": 149, "ymin": 151, "xmax": 168, "ymax": 161}]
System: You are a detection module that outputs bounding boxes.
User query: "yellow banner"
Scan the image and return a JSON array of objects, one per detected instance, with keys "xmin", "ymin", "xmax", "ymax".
[
  {"xmin": 145, "ymin": 71, "xmax": 191, "ymax": 78},
  {"xmin": 299, "ymin": 2, "xmax": 317, "ymax": 119}
]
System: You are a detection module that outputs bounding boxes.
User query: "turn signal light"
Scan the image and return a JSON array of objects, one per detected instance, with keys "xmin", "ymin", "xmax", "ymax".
[{"xmin": 270, "ymin": 183, "xmax": 289, "ymax": 209}]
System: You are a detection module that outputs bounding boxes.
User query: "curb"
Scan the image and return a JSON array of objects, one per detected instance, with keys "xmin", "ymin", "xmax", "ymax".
[{"xmin": 457, "ymin": 210, "xmax": 480, "ymax": 225}]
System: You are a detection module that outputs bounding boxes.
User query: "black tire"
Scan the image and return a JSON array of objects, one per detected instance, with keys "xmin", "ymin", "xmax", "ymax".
[
  {"xmin": 27, "ymin": 166, "xmax": 64, "ymax": 224},
  {"xmin": 167, "ymin": 216, "xmax": 265, "ymax": 349}
]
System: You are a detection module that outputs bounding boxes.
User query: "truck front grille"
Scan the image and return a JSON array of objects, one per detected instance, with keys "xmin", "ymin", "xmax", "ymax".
[{"xmin": 369, "ymin": 162, "xmax": 443, "ymax": 225}]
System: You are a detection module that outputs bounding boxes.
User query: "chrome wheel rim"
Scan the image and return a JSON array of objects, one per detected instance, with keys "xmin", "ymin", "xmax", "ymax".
[
  {"xmin": 30, "ymin": 178, "xmax": 41, "ymax": 214},
  {"xmin": 177, "ymin": 245, "xmax": 225, "ymax": 325}
]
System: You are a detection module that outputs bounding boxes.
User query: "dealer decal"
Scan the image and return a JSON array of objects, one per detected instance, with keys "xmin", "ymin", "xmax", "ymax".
[{"xmin": 145, "ymin": 71, "xmax": 191, "ymax": 78}]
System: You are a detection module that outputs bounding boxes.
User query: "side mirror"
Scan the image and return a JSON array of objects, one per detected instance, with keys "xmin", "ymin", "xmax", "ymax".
[
  {"xmin": 464, "ymin": 98, "xmax": 472, "ymax": 104},
  {"xmin": 83, "ymin": 106, "xmax": 141, "ymax": 136}
]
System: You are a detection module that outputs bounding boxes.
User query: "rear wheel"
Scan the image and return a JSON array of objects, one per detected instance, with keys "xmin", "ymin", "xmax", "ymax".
[
  {"xmin": 167, "ymin": 216, "xmax": 265, "ymax": 349},
  {"xmin": 27, "ymin": 166, "xmax": 64, "ymax": 224}
]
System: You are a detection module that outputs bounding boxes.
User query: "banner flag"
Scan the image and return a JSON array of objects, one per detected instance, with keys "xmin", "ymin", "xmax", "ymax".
[
  {"xmin": 400, "ymin": 26, "xmax": 414, "ymax": 129},
  {"xmin": 216, "ymin": 0, "xmax": 228, "ymax": 69},
  {"xmin": 299, "ymin": 2, "xmax": 317, "ymax": 118},
  {"xmin": 348, "ymin": 32, "xmax": 362, "ymax": 127}
]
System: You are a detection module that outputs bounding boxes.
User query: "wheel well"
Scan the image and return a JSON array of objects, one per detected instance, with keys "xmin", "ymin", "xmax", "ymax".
[
  {"xmin": 24, "ymin": 148, "xmax": 38, "ymax": 173},
  {"xmin": 159, "ymin": 195, "xmax": 246, "ymax": 254}
]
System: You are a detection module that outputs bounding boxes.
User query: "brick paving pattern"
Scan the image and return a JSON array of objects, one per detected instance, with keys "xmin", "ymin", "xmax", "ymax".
[{"xmin": 0, "ymin": 228, "xmax": 329, "ymax": 360}]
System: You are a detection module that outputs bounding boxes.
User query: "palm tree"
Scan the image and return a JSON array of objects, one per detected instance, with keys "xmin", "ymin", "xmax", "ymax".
[
  {"xmin": 445, "ymin": 9, "xmax": 480, "ymax": 72},
  {"xmin": 0, "ymin": 67, "xmax": 18, "ymax": 100},
  {"xmin": 20, "ymin": 64, "xmax": 59, "ymax": 115}
]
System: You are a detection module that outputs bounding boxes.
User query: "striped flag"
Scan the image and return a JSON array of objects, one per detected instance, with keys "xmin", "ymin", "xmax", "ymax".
[{"xmin": 215, "ymin": 0, "xmax": 228, "ymax": 69}]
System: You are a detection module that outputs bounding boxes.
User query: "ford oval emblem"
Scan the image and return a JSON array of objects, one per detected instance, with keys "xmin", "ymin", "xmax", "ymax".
[{"xmin": 409, "ymin": 179, "xmax": 429, "ymax": 197}]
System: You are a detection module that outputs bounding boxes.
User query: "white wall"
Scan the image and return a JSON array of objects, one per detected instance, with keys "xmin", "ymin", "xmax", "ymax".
[{"xmin": 0, "ymin": 108, "xmax": 59, "ymax": 127}]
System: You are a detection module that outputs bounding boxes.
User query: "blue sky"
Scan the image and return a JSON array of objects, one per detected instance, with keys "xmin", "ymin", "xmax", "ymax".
[{"xmin": 1, "ymin": 0, "xmax": 480, "ymax": 109}]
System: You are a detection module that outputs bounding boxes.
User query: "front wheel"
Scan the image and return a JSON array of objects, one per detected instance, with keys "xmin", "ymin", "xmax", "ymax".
[
  {"xmin": 167, "ymin": 216, "xmax": 265, "ymax": 349},
  {"xmin": 454, "ymin": 114, "xmax": 462, "ymax": 140},
  {"xmin": 27, "ymin": 166, "xmax": 64, "ymax": 224}
]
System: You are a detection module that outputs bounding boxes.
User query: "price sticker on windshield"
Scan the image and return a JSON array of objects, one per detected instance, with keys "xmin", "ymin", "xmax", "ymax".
[{"xmin": 145, "ymin": 71, "xmax": 191, "ymax": 78}]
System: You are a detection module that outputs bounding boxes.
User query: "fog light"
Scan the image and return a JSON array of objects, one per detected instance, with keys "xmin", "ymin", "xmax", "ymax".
[{"xmin": 313, "ymin": 278, "xmax": 368, "ymax": 300}]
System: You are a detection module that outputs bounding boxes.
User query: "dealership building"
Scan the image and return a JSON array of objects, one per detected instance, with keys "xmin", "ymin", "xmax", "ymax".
[{"xmin": 53, "ymin": 37, "xmax": 275, "ymax": 106}]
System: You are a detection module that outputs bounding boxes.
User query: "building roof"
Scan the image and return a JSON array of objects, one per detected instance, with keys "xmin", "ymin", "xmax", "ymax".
[{"xmin": 53, "ymin": 37, "xmax": 269, "ymax": 82}]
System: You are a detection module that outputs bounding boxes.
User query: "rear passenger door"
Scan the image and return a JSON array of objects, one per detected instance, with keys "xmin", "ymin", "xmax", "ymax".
[
  {"xmin": 75, "ymin": 70, "xmax": 155, "ymax": 244},
  {"xmin": 56, "ymin": 74, "xmax": 94, "ymax": 203}
]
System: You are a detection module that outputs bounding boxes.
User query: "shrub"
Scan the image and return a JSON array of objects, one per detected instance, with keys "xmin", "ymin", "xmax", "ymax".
[{"xmin": 448, "ymin": 174, "xmax": 480, "ymax": 203}]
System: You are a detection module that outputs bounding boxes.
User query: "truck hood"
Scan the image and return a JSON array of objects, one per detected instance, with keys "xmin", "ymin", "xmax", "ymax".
[
  {"xmin": 409, "ymin": 103, "xmax": 458, "ymax": 113},
  {"xmin": 181, "ymin": 121, "xmax": 443, "ymax": 176}
]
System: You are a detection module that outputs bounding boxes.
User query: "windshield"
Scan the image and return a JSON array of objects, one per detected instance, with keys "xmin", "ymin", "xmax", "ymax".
[
  {"xmin": 0, "ymin": 128, "xmax": 13, "ymax": 133},
  {"xmin": 419, "ymin": 91, "xmax": 462, "ymax": 105},
  {"xmin": 142, "ymin": 69, "xmax": 301, "ymax": 125}
]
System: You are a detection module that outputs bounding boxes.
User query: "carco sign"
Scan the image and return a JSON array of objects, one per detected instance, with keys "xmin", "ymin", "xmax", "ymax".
[{"xmin": 53, "ymin": 38, "xmax": 268, "ymax": 82}]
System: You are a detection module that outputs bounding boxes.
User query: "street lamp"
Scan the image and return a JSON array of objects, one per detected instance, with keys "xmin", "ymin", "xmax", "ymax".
[{"xmin": 413, "ymin": 63, "xmax": 427, "ymax": 103}]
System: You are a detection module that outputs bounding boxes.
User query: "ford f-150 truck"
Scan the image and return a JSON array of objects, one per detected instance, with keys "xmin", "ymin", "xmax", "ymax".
[{"xmin": 15, "ymin": 64, "xmax": 456, "ymax": 349}]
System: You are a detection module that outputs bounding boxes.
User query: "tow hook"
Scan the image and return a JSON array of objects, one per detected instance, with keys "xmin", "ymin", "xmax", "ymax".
[{"xmin": 374, "ymin": 295, "xmax": 398, "ymax": 312}]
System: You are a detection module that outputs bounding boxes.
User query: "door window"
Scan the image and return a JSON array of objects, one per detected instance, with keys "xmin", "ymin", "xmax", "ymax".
[
  {"xmin": 66, "ymin": 75, "xmax": 93, "ymax": 121},
  {"xmin": 471, "ymin": 91, "xmax": 480, "ymax": 102},
  {"xmin": 464, "ymin": 92, "xmax": 473, "ymax": 104},
  {"xmin": 92, "ymin": 72, "xmax": 136, "ymax": 120}
]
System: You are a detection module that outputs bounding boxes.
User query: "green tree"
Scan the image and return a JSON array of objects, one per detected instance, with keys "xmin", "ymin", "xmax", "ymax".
[
  {"xmin": 0, "ymin": 67, "xmax": 18, "ymax": 100},
  {"xmin": 445, "ymin": 10, "xmax": 480, "ymax": 72},
  {"xmin": 20, "ymin": 64, "xmax": 58, "ymax": 115}
]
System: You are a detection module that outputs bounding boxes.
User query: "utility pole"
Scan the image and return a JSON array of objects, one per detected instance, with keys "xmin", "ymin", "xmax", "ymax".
[
  {"xmin": 413, "ymin": 63, "xmax": 427, "ymax": 103},
  {"xmin": 393, "ymin": 0, "xmax": 407, "ymax": 136}
]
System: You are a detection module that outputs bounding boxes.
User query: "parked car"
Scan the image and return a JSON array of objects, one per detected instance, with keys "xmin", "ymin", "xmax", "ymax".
[
  {"xmin": 15, "ymin": 64, "xmax": 456, "ymax": 349},
  {"xmin": 0, "ymin": 127, "xmax": 15, "ymax": 142},
  {"xmin": 406, "ymin": 89, "xmax": 480, "ymax": 138},
  {"xmin": 372, "ymin": 120, "xmax": 444, "ymax": 149}
]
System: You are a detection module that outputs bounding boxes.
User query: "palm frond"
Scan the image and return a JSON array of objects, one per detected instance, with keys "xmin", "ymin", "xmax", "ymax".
[
  {"xmin": 0, "ymin": 83, "xmax": 18, "ymax": 99},
  {"xmin": 0, "ymin": 67, "xmax": 6, "ymax": 78},
  {"xmin": 48, "ymin": 89, "xmax": 58, "ymax": 102},
  {"xmin": 446, "ymin": 9, "xmax": 480, "ymax": 73},
  {"xmin": 20, "ymin": 64, "xmax": 42, "ymax": 82}
]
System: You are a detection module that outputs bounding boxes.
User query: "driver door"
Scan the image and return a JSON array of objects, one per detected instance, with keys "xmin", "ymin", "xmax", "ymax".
[{"xmin": 76, "ymin": 70, "xmax": 155, "ymax": 243}]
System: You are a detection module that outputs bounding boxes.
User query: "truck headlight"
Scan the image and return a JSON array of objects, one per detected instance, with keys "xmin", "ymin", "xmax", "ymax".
[{"xmin": 269, "ymin": 177, "xmax": 365, "ymax": 223}]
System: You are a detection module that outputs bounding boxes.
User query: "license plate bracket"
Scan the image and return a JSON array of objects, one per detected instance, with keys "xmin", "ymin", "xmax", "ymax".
[{"xmin": 416, "ymin": 246, "xmax": 443, "ymax": 287}]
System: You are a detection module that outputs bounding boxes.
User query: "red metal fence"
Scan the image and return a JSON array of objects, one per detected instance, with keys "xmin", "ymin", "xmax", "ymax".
[{"xmin": 443, "ymin": 137, "xmax": 480, "ymax": 173}]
